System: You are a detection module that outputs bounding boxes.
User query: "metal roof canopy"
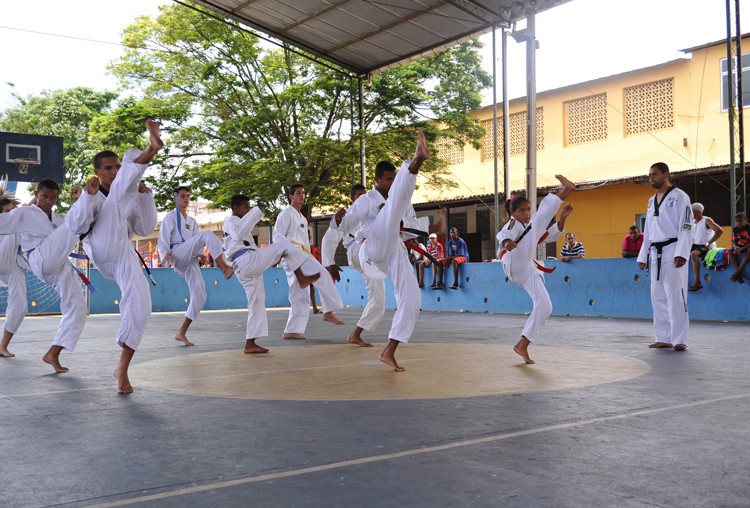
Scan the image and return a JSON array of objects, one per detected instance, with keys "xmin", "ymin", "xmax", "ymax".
[{"xmin": 188, "ymin": 0, "xmax": 570, "ymax": 77}]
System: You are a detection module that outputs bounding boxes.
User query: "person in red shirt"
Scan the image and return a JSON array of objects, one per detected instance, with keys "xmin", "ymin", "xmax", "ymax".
[
  {"xmin": 621, "ymin": 225, "xmax": 643, "ymax": 258},
  {"xmin": 418, "ymin": 233, "xmax": 444, "ymax": 288},
  {"xmin": 729, "ymin": 212, "xmax": 750, "ymax": 283}
]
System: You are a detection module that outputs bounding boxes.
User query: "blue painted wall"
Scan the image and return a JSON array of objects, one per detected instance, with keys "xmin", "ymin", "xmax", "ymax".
[{"xmin": 3, "ymin": 260, "xmax": 749, "ymax": 322}]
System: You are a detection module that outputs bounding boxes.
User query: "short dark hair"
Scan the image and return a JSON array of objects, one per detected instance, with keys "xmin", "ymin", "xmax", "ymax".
[
  {"xmin": 231, "ymin": 194, "xmax": 250, "ymax": 209},
  {"xmin": 450, "ymin": 227, "xmax": 459, "ymax": 234},
  {"xmin": 37, "ymin": 179, "xmax": 60, "ymax": 192},
  {"xmin": 736, "ymin": 212, "xmax": 748, "ymax": 221},
  {"xmin": 173, "ymin": 186, "xmax": 190, "ymax": 196},
  {"xmin": 288, "ymin": 184, "xmax": 304, "ymax": 201},
  {"xmin": 93, "ymin": 150, "xmax": 118, "ymax": 169},
  {"xmin": 650, "ymin": 162, "xmax": 669, "ymax": 174},
  {"xmin": 350, "ymin": 184, "xmax": 366, "ymax": 197},
  {"xmin": 0, "ymin": 197, "xmax": 13, "ymax": 210},
  {"xmin": 506, "ymin": 195, "xmax": 530, "ymax": 213},
  {"xmin": 375, "ymin": 161, "xmax": 396, "ymax": 178},
  {"xmin": 629, "ymin": 225, "xmax": 640, "ymax": 232}
]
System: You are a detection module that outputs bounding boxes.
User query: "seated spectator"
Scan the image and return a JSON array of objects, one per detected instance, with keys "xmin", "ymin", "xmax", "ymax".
[
  {"xmin": 621, "ymin": 225, "xmax": 643, "ymax": 258},
  {"xmin": 409, "ymin": 240, "xmax": 425, "ymax": 281},
  {"xmin": 560, "ymin": 232, "xmax": 585, "ymax": 262},
  {"xmin": 688, "ymin": 202, "xmax": 723, "ymax": 291},
  {"xmin": 443, "ymin": 227, "xmax": 469, "ymax": 290},
  {"xmin": 729, "ymin": 211, "xmax": 750, "ymax": 283},
  {"xmin": 419, "ymin": 233, "xmax": 444, "ymax": 288}
]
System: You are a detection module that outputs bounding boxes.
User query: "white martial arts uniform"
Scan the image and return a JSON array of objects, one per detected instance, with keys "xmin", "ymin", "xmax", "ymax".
[
  {"xmin": 333, "ymin": 161, "xmax": 420, "ymax": 343},
  {"xmin": 0, "ymin": 206, "xmax": 86, "ymax": 350},
  {"xmin": 496, "ymin": 194, "xmax": 565, "ymax": 343},
  {"xmin": 0, "ymin": 233, "xmax": 28, "ymax": 335},
  {"xmin": 323, "ymin": 203, "xmax": 386, "ymax": 333},
  {"xmin": 224, "ymin": 207, "xmax": 308, "ymax": 339},
  {"xmin": 637, "ymin": 186, "xmax": 692, "ymax": 346},
  {"xmin": 66, "ymin": 148, "xmax": 157, "ymax": 350},
  {"xmin": 273, "ymin": 205, "xmax": 343, "ymax": 335},
  {"xmin": 158, "ymin": 209, "xmax": 224, "ymax": 321}
]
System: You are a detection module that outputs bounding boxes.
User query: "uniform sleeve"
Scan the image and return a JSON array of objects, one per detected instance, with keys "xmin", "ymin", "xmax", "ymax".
[
  {"xmin": 335, "ymin": 198, "xmax": 368, "ymax": 233},
  {"xmin": 131, "ymin": 191, "xmax": 157, "ymax": 238},
  {"xmin": 65, "ymin": 192, "xmax": 100, "ymax": 236},
  {"xmin": 273, "ymin": 208, "xmax": 291, "ymax": 243},
  {"xmin": 637, "ymin": 205, "xmax": 653, "ymax": 264},
  {"xmin": 675, "ymin": 192, "xmax": 693, "ymax": 260},
  {"xmin": 157, "ymin": 212, "xmax": 174, "ymax": 262},
  {"xmin": 321, "ymin": 227, "xmax": 344, "ymax": 267},
  {"xmin": 0, "ymin": 207, "xmax": 37, "ymax": 235},
  {"xmin": 238, "ymin": 207, "xmax": 264, "ymax": 241},
  {"xmin": 543, "ymin": 222, "xmax": 564, "ymax": 244}
]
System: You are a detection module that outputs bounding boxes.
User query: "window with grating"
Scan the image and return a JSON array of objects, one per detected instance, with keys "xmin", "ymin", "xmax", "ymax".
[
  {"xmin": 565, "ymin": 93, "xmax": 607, "ymax": 146},
  {"xmin": 509, "ymin": 108, "xmax": 544, "ymax": 156},
  {"xmin": 435, "ymin": 135, "xmax": 465, "ymax": 165},
  {"xmin": 481, "ymin": 119, "xmax": 503, "ymax": 162},
  {"xmin": 624, "ymin": 78, "xmax": 674, "ymax": 136}
]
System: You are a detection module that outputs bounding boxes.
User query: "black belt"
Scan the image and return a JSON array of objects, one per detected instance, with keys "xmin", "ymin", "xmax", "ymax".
[{"xmin": 650, "ymin": 238, "xmax": 678, "ymax": 281}]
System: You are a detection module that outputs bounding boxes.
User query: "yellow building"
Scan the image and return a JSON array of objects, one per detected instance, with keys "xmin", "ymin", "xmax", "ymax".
[{"xmin": 412, "ymin": 35, "xmax": 748, "ymax": 259}]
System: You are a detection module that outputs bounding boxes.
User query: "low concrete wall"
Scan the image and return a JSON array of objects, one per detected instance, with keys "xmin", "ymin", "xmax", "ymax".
[{"xmin": 4, "ymin": 260, "xmax": 748, "ymax": 322}]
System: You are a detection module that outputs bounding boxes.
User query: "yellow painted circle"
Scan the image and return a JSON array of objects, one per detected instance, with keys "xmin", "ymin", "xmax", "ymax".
[{"xmin": 131, "ymin": 343, "xmax": 650, "ymax": 400}]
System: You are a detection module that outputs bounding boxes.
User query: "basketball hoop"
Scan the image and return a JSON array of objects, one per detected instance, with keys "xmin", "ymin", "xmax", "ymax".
[{"xmin": 13, "ymin": 158, "xmax": 40, "ymax": 175}]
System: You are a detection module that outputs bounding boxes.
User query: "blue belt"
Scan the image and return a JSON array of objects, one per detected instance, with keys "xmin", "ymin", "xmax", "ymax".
[{"xmin": 231, "ymin": 248, "xmax": 255, "ymax": 262}]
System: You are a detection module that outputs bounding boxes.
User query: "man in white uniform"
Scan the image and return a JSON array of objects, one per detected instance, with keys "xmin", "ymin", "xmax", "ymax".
[
  {"xmin": 0, "ymin": 180, "xmax": 87, "ymax": 372},
  {"xmin": 321, "ymin": 184, "xmax": 379, "ymax": 347},
  {"xmin": 332, "ymin": 129, "xmax": 430, "ymax": 371},
  {"xmin": 637, "ymin": 162, "xmax": 693, "ymax": 351},
  {"xmin": 224, "ymin": 195, "xmax": 319, "ymax": 353},
  {"xmin": 66, "ymin": 119, "xmax": 162, "ymax": 393},
  {"xmin": 158, "ymin": 185, "xmax": 234, "ymax": 346},
  {"xmin": 0, "ymin": 184, "xmax": 28, "ymax": 358},
  {"xmin": 274, "ymin": 184, "xmax": 343, "ymax": 339}
]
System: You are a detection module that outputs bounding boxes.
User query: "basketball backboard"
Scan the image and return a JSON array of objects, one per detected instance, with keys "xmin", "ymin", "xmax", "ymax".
[{"xmin": 0, "ymin": 131, "xmax": 64, "ymax": 183}]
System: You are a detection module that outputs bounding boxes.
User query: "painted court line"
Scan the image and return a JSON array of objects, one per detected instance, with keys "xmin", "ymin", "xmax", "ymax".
[{"xmin": 85, "ymin": 391, "xmax": 750, "ymax": 507}]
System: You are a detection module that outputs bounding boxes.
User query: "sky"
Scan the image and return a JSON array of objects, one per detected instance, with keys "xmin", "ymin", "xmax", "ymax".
[{"xmin": 1, "ymin": 0, "xmax": 749, "ymax": 198}]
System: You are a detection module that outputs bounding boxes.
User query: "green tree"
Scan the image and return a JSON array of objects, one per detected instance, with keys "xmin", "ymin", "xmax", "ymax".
[
  {"xmin": 110, "ymin": 3, "xmax": 491, "ymax": 216},
  {"xmin": 0, "ymin": 87, "xmax": 118, "ymax": 207}
]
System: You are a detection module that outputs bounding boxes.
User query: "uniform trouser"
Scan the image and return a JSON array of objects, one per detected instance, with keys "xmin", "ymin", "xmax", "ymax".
[
  {"xmin": 348, "ymin": 242, "xmax": 385, "ymax": 332},
  {"xmin": 235, "ymin": 240, "xmax": 306, "ymax": 339},
  {"xmin": 362, "ymin": 167, "xmax": 420, "ymax": 343},
  {"xmin": 0, "ymin": 265, "xmax": 27, "ymax": 335},
  {"xmin": 649, "ymin": 243, "xmax": 689, "ymax": 345},
  {"xmin": 29, "ymin": 225, "xmax": 87, "ymax": 351},
  {"xmin": 86, "ymin": 154, "xmax": 151, "ymax": 350},
  {"xmin": 173, "ymin": 231, "xmax": 224, "ymax": 321},
  {"xmin": 281, "ymin": 247, "xmax": 343, "ymax": 335},
  {"xmin": 517, "ymin": 267, "xmax": 552, "ymax": 343}
]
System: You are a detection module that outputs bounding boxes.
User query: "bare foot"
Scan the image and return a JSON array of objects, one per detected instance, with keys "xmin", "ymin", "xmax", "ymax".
[
  {"xmin": 244, "ymin": 339, "xmax": 269, "ymax": 354},
  {"xmin": 42, "ymin": 349, "xmax": 69, "ymax": 373},
  {"xmin": 175, "ymin": 333, "xmax": 195, "ymax": 347},
  {"xmin": 513, "ymin": 337, "xmax": 535, "ymax": 364},
  {"xmin": 312, "ymin": 307, "xmax": 321, "ymax": 314},
  {"xmin": 323, "ymin": 311, "xmax": 345, "ymax": 325},
  {"xmin": 408, "ymin": 128, "xmax": 431, "ymax": 174},
  {"xmin": 145, "ymin": 119, "xmax": 164, "ymax": 151},
  {"xmin": 218, "ymin": 259, "xmax": 234, "ymax": 279},
  {"xmin": 0, "ymin": 348, "xmax": 15, "ymax": 358},
  {"xmin": 113, "ymin": 368, "xmax": 134, "ymax": 394},
  {"xmin": 347, "ymin": 333, "xmax": 373, "ymax": 347},
  {"xmin": 283, "ymin": 333, "xmax": 306, "ymax": 339},
  {"xmin": 379, "ymin": 350, "xmax": 405, "ymax": 371},
  {"xmin": 295, "ymin": 270, "xmax": 320, "ymax": 289},
  {"xmin": 648, "ymin": 342, "xmax": 672, "ymax": 348},
  {"xmin": 673, "ymin": 344, "xmax": 687, "ymax": 351}
]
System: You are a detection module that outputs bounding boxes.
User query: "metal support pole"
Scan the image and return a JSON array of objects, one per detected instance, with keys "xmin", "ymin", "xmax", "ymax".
[
  {"xmin": 727, "ymin": 0, "xmax": 737, "ymax": 220},
  {"xmin": 502, "ymin": 28, "xmax": 510, "ymax": 216},
  {"xmin": 350, "ymin": 77, "xmax": 356, "ymax": 187},
  {"xmin": 492, "ymin": 25, "xmax": 500, "ymax": 250},
  {"xmin": 359, "ymin": 77, "xmax": 366, "ymax": 186},
  {"xmin": 525, "ymin": 13, "xmax": 537, "ymax": 212},
  {"xmin": 735, "ymin": 0, "xmax": 746, "ymax": 213}
]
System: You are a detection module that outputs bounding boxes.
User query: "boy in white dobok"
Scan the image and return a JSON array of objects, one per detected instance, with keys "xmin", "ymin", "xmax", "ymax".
[
  {"xmin": 274, "ymin": 184, "xmax": 343, "ymax": 339},
  {"xmin": 637, "ymin": 162, "xmax": 692, "ymax": 351},
  {"xmin": 332, "ymin": 129, "xmax": 430, "ymax": 371},
  {"xmin": 158, "ymin": 185, "xmax": 234, "ymax": 346},
  {"xmin": 0, "ymin": 179, "xmax": 87, "ymax": 372},
  {"xmin": 321, "ymin": 184, "xmax": 379, "ymax": 347},
  {"xmin": 66, "ymin": 120, "xmax": 162, "ymax": 393},
  {"xmin": 224, "ymin": 195, "xmax": 319, "ymax": 353},
  {"xmin": 0, "ymin": 181, "xmax": 28, "ymax": 358}
]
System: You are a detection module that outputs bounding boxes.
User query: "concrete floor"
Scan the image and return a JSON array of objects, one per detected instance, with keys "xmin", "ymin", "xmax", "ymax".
[{"xmin": 1, "ymin": 307, "xmax": 749, "ymax": 507}]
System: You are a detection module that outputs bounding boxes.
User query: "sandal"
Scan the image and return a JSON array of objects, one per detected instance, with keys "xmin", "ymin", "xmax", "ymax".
[{"xmin": 687, "ymin": 284, "xmax": 703, "ymax": 291}]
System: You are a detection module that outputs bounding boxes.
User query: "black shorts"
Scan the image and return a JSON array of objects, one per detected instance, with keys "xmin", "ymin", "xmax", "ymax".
[{"xmin": 691, "ymin": 244, "xmax": 709, "ymax": 257}]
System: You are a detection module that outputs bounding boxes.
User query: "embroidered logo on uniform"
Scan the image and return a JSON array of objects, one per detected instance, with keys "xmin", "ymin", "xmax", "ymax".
[
  {"xmin": 683, "ymin": 224, "xmax": 692, "ymax": 231},
  {"xmin": 666, "ymin": 197, "xmax": 677, "ymax": 208},
  {"xmin": 508, "ymin": 219, "xmax": 516, "ymax": 230},
  {"xmin": 185, "ymin": 224, "xmax": 191, "ymax": 230}
]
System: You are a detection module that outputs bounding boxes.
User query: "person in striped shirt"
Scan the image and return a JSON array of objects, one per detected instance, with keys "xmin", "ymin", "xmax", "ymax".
[{"xmin": 560, "ymin": 232, "xmax": 585, "ymax": 262}]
